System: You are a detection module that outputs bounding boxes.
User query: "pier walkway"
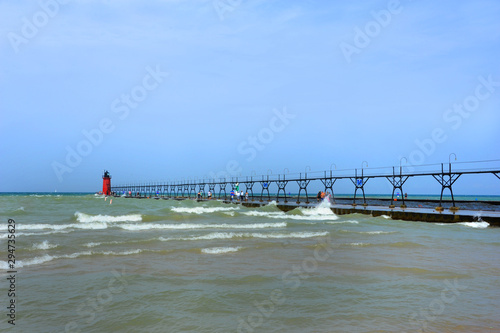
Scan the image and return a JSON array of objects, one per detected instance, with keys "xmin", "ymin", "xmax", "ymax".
[{"xmin": 110, "ymin": 159, "xmax": 500, "ymax": 226}]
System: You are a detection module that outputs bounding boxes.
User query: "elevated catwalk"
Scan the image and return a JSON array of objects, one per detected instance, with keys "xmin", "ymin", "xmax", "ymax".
[{"xmin": 111, "ymin": 159, "xmax": 500, "ymax": 226}]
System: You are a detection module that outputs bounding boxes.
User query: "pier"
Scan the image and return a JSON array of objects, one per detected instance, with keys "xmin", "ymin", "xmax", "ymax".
[{"xmin": 109, "ymin": 159, "xmax": 500, "ymax": 226}]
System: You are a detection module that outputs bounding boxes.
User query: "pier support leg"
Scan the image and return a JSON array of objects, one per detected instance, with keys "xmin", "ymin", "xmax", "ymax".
[
  {"xmin": 433, "ymin": 163, "xmax": 461, "ymax": 211},
  {"xmin": 260, "ymin": 179, "xmax": 271, "ymax": 202},
  {"xmin": 386, "ymin": 171, "xmax": 409, "ymax": 209},
  {"xmin": 276, "ymin": 176, "xmax": 288, "ymax": 203},
  {"xmin": 296, "ymin": 174, "xmax": 310, "ymax": 204},
  {"xmin": 218, "ymin": 180, "xmax": 227, "ymax": 200},
  {"xmin": 350, "ymin": 171, "xmax": 370, "ymax": 207},
  {"xmin": 244, "ymin": 180, "xmax": 255, "ymax": 201}
]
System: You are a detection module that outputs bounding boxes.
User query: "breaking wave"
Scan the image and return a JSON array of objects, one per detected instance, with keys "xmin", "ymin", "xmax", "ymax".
[
  {"xmin": 119, "ymin": 222, "xmax": 286, "ymax": 231},
  {"xmin": 75, "ymin": 212, "xmax": 142, "ymax": 223},
  {"xmin": 201, "ymin": 247, "xmax": 242, "ymax": 254},
  {"xmin": 0, "ymin": 249, "xmax": 143, "ymax": 269},
  {"xmin": 458, "ymin": 221, "xmax": 490, "ymax": 229},
  {"xmin": 32, "ymin": 240, "xmax": 58, "ymax": 250},
  {"xmin": 171, "ymin": 207, "xmax": 239, "ymax": 214},
  {"xmin": 160, "ymin": 231, "xmax": 329, "ymax": 241}
]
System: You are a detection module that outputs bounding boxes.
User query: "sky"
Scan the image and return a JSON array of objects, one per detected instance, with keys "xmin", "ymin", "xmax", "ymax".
[{"xmin": 1, "ymin": 0, "xmax": 499, "ymax": 195}]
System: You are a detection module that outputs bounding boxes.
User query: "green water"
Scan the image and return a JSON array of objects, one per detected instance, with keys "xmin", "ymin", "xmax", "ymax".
[{"xmin": 0, "ymin": 194, "xmax": 499, "ymax": 332}]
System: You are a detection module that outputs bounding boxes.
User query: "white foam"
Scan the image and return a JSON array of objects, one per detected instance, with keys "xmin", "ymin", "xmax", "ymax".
[
  {"xmin": 242, "ymin": 210, "xmax": 337, "ymax": 221},
  {"xmin": 75, "ymin": 212, "xmax": 142, "ymax": 223},
  {"xmin": 101, "ymin": 249, "xmax": 142, "ymax": 256},
  {"xmin": 348, "ymin": 242, "xmax": 370, "ymax": 246},
  {"xmin": 161, "ymin": 231, "xmax": 329, "ymax": 241},
  {"xmin": 201, "ymin": 247, "xmax": 241, "ymax": 254},
  {"xmin": 436, "ymin": 222, "xmax": 490, "ymax": 229},
  {"xmin": 326, "ymin": 220, "xmax": 359, "ymax": 224},
  {"xmin": 266, "ymin": 201, "xmax": 277, "ymax": 206},
  {"xmin": 1, "ymin": 249, "xmax": 142, "ymax": 269},
  {"xmin": 298, "ymin": 204, "xmax": 339, "ymax": 220},
  {"xmin": 17, "ymin": 223, "xmax": 108, "ymax": 231},
  {"xmin": 171, "ymin": 206, "xmax": 239, "ymax": 214},
  {"xmin": 255, "ymin": 231, "xmax": 330, "ymax": 239},
  {"xmin": 0, "ymin": 230, "xmax": 71, "ymax": 239},
  {"xmin": 119, "ymin": 222, "xmax": 286, "ymax": 231},
  {"xmin": 17, "ymin": 254, "xmax": 55, "ymax": 267},
  {"xmin": 363, "ymin": 231, "xmax": 396, "ymax": 235},
  {"xmin": 458, "ymin": 222, "xmax": 490, "ymax": 229},
  {"xmin": 32, "ymin": 240, "xmax": 57, "ymax": 250},
  {"xmin": 63, "ymin": 251, "xmax": 93, "ymax": 259},
  {"xmin": 84, "ymin": 242, "xmax": 102, "ymax": 248},
  {"xmin": 243, "ymin": 211, "xmax": 285, "ymax": 218},
  {"xmin": 15, "ymin": 207, "xmax": 25, "ymax": 211},
  {"xmin": 381, "ymin": 215, "xmax": 391, "ymax": 219}
]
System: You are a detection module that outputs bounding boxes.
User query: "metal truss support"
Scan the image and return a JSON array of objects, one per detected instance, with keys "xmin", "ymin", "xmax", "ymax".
[
  {"xmin": 296, "ymin": 173, "xmax": 311, "ymax": 204},
  {"xmin": 243, "ymin": 177, "xmax": 255, "ymax": 201},
  {"xmin": 260, "ymin": 176, "xmax": 271, "ymax": 202},
  {"xmin": 350, "ymin": 169, "xmax": 369, "ymax": 206},
  {"xmin": 208, "ymin": 181, "xmax": 216, "ymax": 199},
  {"xmin": 218, "ymin": 179, "xmax": 227, "ymax": 199},
  {"xmin": 320, "ymin": 170, "xmax": 337, "ymax": 203},
  {"xmin": 432, "ymin": 163, "xmax": 461, "ymax": 210},
  {"xmin": 386, "ymin": 166, "xmax": 409, "ymax": 208},
  {"xmin": 276, "ymin": 174, "xmax": 288, "ymax": 203},
  {"xmin": 198, "ymin": 183, "xmax": 206, "ymax": 199},
  {"xmin": 189, "ymin": 183, "xmax": 197, "ymax": 198}
]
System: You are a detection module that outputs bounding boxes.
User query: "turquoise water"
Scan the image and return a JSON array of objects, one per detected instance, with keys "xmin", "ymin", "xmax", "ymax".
[{"xmin": 1, "ymin": 194, "xmax": 499, "ymax": 332}]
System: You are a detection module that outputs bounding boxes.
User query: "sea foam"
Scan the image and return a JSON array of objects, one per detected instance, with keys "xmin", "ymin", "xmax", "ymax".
[
  {"xmin": 32, "ymin": 240, "xmax": 58, "ymax": 250},
  {"xmin": 171, "ymin": 206, "xmax": 239, "ymax": 214},
  {"xmin": 119, "ymin": 222, "xmax": 286, "ymax": 231},
  {"xmin": 458, "ymin": 221, "xmax": 490, "ymax": 229},
  {"xmin": 201, "ymin": 247, "xmax": 241, "ymax": 254},
  {"xmin": 75, "ymin": 212, "xmax": 142, "ymax": 223},
  {"xmin": 160, "ymin": 231, "xmax": 329, "ymax": 241}
]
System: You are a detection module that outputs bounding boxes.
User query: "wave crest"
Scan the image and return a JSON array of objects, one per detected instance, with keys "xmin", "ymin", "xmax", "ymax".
[
  {"xmin": 171, "ymin": 206, "xmax": 239, "ymax": 214},
  {"xmin": 119, "ymin": 222, "xmax": 286, "ymax": 231},
  {"xmin": 75, "ymin": 212, "xmax": 142, "ymax": 223}
]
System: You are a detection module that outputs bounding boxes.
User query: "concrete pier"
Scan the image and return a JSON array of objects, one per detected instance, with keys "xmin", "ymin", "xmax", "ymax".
[
  {"xmin": 111, "ymin": 159, "xmax": 500, "ymax": 226},
  {"xmin": 229, "ymin": 200, "xmax": 500, "ymax": 226},
  {"xmin": 124, "ymin": 195, "xmax": 500, "ymax": 226}
]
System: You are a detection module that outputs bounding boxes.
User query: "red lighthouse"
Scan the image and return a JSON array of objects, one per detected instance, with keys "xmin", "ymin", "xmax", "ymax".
[{"xmin": 102, "ymin": 170, "xmax": 111, "ymax": 195}]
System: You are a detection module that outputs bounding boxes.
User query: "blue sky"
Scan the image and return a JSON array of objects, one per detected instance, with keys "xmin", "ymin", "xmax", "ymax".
[{"xmin": 1, "ymin": 0, "xmax": 499, "ymax": 194}]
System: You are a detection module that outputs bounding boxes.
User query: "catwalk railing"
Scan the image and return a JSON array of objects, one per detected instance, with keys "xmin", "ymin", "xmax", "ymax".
[{"xmin": 110, "ymin": 159, "xmax": 500, "ymax": 209}]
